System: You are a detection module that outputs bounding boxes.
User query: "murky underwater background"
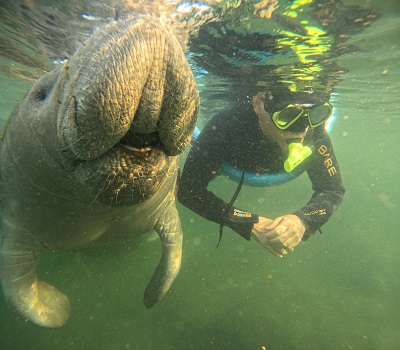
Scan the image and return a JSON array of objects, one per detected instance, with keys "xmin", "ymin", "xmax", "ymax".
[{"xmin": 0, "ymin": 0, "xmax": 399, "ymax": 349}]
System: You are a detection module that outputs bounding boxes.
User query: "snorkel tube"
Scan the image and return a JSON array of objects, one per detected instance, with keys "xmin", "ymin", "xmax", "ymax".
[
  {"xmin": 191, "ymin": 113, "xmax": 335, "ymax": 187},
  {"xmin": 284, "ymin": 141, "xmax": 312, "ymax": 172}
]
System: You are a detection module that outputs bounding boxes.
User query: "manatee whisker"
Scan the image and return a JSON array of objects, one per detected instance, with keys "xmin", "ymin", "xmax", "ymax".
[
  {"xmin": 101, "ymin": 173, "xmax": 117, "ymax": 193},
  {"xmin": 88, "ymin": 172, "xmax": 115, "ymax": 207},
  {"xmin": 11, "ymin": 270, "xmax": 37, "ymax": 283},
  {"xmin": 4, "ymin": 261, "xmax": 36, "ymax": 268}
]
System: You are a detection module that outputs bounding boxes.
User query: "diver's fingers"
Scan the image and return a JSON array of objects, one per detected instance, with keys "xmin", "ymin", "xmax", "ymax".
[
  {"xmin": 252, "ymin": 228, "xmax": 289, "ymax": 258},
  {"xmin": 271, "ymin": 228, "xmax": 299, "ymax": 242},
  {"xmin": 262, "ymin": 242, "xmax": 288, "ymax": 258},
  {"xmin": 266, "ymin": 218, "xmax": 300, "ymax": 240},
  {"xmin": 268, "ymin": 229, "xmax": 302, "ymax": 253},
  {"xmin": 270, "ymin": 239, "xmax": 290, "ymax": 257},
  {"xmin": 269, "ymin": 247, "xmax": 287, "ymax": 258},
  {"xmin": 264, "ymin": 216, "xmax": 284, "ymax": 231},
  {"xmin": 284, "ymin": 237, "xmax": 302, "ymax": 251},
  {"xmin": 264, "ymin": 225, "xmax": 288, "ymax": 240},
  {"xmin": 269, "ymin": 228, "xmax": 291, "ymax": 243}
]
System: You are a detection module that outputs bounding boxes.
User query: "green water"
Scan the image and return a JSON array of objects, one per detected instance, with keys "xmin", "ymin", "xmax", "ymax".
[{"xmin": 0, "ymin": 1, "xmax": 399, "ymax": 349}]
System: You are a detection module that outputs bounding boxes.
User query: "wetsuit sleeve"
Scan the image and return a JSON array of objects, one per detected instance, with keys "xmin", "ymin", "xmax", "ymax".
[
  {"xmin": 178, "ymin": 112, "xmax": 257, "ymax": 241},
  {"xmin": 293, "ymin": 128, "xmax": 345, "ymax": 239}
]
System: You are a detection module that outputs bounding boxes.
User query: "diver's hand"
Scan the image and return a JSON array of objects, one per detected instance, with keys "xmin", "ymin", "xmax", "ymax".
[
  {"xmin": 251, "ymin": 217, "xmax": 287, "ymax": 257},
  {"xmin": 264, "ymin": 214, "xmax": 306, "ymax": 252},
  {"xmin": 251, "ymin": 215, "xmax": 306, "ymax": 257}
]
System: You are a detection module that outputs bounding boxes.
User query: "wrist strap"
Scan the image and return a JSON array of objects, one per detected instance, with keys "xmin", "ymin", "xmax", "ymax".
[
  {"xmin": 218, "ymin": 170, "xmax": 245, "ymax": 248},
  {"xmin": 228, "ymin": 208, "xmax": 259, "ymax": 223}
]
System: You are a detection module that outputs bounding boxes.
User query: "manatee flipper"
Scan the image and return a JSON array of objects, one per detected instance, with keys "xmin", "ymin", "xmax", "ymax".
[
  {"xmin": 144, "ymin": 203, "xmax": 182, "ymax": 308},
  {"xmin": 0, "ymin": 220, "xmax": 70, "ymax": 327}
]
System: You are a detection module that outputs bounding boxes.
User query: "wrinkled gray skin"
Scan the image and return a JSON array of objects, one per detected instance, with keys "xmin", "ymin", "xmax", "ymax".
[{"xmin": 0, "ymin": 16, "xmax": 199, "ymax": 328}]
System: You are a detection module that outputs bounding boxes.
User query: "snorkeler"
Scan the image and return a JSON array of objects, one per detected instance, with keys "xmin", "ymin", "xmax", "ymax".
[{"xmin": 178, "ymin": 86, "xmax": 345, "ymax": 257}]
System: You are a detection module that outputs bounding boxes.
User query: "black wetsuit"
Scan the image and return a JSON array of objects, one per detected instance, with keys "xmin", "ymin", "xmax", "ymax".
[{"xmin": 178, "ymin": 101, "xmax": 345, "ymax": 240}]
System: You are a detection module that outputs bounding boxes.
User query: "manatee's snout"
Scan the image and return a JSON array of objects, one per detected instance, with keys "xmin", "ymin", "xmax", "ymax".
[
  {"xmin": 57, "ymin": 16, "xmax": 199, "ymax": 206},
  {"xmin": 59, "ymin": 16, "xmax": 199, "ymax": 161}
]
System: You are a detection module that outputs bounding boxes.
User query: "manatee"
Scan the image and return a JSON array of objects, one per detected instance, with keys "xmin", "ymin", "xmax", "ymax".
[{"xmin": 0, "ymin": 16, "xmax": 199, "ymax": 328}]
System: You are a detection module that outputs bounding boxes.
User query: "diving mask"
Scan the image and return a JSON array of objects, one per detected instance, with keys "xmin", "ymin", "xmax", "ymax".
[
  {"xmin": 272, "ymin": 102, "xmax": 333, "ymax": 131},
  {"xmin": 284, "ymin": 141, "xmax": 312, "ymax": 172}
]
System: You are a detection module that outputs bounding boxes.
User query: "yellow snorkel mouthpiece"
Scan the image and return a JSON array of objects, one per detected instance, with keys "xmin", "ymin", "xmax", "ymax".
[{"xmin": 284, "ymin": 142, "xmax": 312, "ymax": 172}]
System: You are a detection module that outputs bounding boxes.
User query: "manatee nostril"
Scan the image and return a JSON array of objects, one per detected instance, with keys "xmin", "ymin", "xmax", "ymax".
[{"xmin": 34, "ymin": 88, "xmax": 48, "ymax": 102}]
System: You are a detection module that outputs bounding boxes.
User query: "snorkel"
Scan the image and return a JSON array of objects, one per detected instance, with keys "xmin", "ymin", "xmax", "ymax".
[{"xmin": 284, "ymin": 139, "xmax": 312, "ymax": 172}]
